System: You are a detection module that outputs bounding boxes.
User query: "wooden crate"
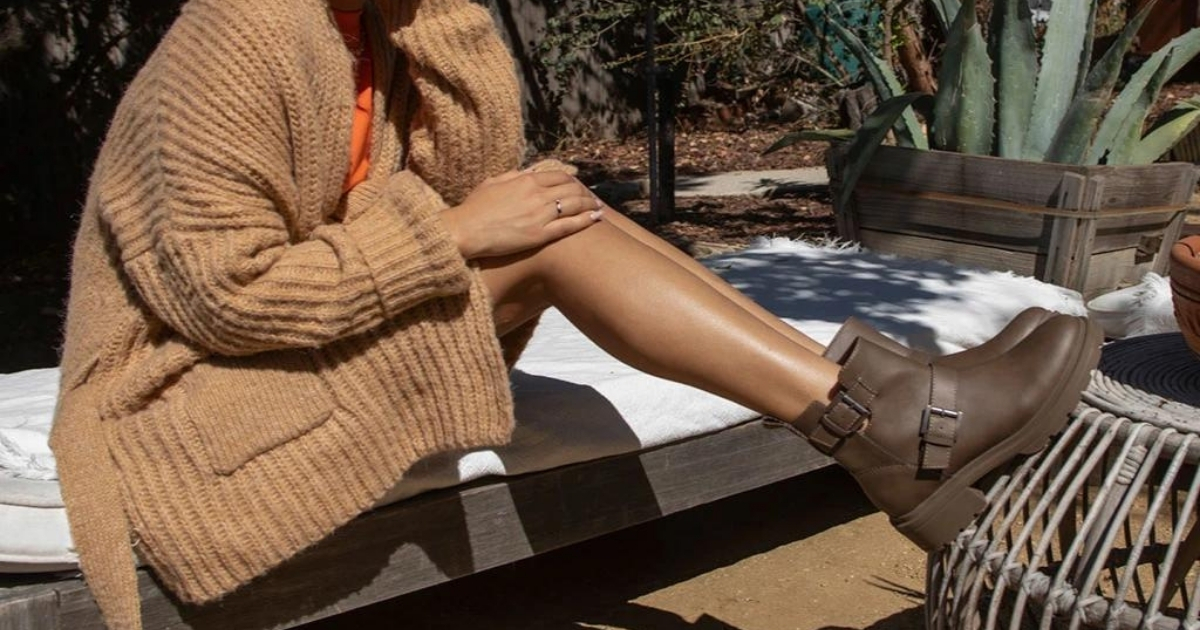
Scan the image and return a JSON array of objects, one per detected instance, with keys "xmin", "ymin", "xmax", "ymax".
[
  {"xmin": 828, "ymin": 145, "xmax": 1200, "ymax": 299},
  {"xmin": 1186, "ymin": 209, "xmax": 1200, "ymax": 237}
]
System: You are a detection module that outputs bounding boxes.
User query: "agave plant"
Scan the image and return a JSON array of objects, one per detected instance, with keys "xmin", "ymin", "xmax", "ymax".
[{"xmin": 769, "ymin": 0, "xmax": 1200, "ymax": 207}]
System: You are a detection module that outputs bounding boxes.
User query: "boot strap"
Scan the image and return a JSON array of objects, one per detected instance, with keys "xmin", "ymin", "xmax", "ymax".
[
  {"xmin": 919, "ymin": 364, "xmax": 961, "ymax": 472},
  {"xmin": 808, "ymin": 379, "xmax": 876, "ymax": 454},
  {"xmin": 806, "ymin": 365, "xmax": 964, "ymax": 469}
]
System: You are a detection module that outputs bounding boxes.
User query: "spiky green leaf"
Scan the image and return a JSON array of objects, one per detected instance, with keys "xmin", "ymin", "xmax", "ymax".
[
  {"xmin": 928, "ymin": 0, "xmax": 963, "ymax": 35},
  {"xmin": 1091, "ymin": 26, "xmax": 1200, "ymax": 164},
  {"xmin": 1161, "ymin": 27, "xmax": 1200, "ymax": 77},
  {"xmin": 825, "ymin": 15, "xmax": 927, "ymax": 149},
  {"xmin": 1129, "ymin": 100, "xmax": 1200, "ymax": 164},
  {"xmin": 1044, "ymin": 2, "xmax": 1156, "ymax": 164},
  {"xmin": 837, "ymin": 93, "xmax": 934, "ymax": 210},
  {"xmin": 988, "ymin": 0, "xmax": 1037, "ymax": 158},
  {"xmin": 1098, "ymin": 52, "xmax": 1173, "ymax": 165},
  {"xmin": 1074, "ymin": 1, "xmax": 1098, "ymax": 97},
  {"xmin": 932, "ymin": 0, "xmax": 995, "ymax": 155},
  {"xmin": 1022, "ymin": 0, "xmax": 1095, "ymax": 160},
  {"xmin": 762, "ymin": 129, "xmax": 855, "ymax": 155}
]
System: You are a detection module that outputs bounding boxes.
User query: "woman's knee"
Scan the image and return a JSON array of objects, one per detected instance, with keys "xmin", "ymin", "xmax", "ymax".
[
  {"xmin": 536, "ymin": 217, "xmax": 627, "ymax": 266},
  {"xmin": 477, "ymin": 251, "xmax": 551, "ymax": 334},
  {"xmin": 478, "ymin": 219, "xmax": 628, "ymax": 312}
]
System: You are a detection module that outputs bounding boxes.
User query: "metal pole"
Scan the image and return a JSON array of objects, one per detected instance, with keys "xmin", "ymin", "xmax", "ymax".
[
  {"xmin": 659, "ymin": 69, "xmax": 676, "ymax": 222},
  {"xmin": 644, "ymin": 3, "xmax": 661, "ymax": 226}
]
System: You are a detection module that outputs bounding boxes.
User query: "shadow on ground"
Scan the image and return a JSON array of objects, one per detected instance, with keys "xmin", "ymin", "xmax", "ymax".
[
  {"xmin": 818, "ymin": 605, "xmax": 924, "ymax": 630},
  {"xmin": 575, "ymin": 605, "xmax": 743, "ymax": 629},
  {"xmin": 302, "ymin": 467, "xmax": 898, "ymax": 630}
]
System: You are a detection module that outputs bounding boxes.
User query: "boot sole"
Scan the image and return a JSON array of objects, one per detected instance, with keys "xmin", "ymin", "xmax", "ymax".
[{"xmin": 891, "ymin": 317, "xmax": 1103, "ymax": 552}]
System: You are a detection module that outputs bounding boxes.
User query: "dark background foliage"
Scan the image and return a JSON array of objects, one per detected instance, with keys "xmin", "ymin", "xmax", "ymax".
[
  {"xmin": 1, "ymin": 0, "xmax": 182, "ymax": 370},
  {"xmin": 2, "ymin": 0, "xmax": 182, "ymax": 253}
]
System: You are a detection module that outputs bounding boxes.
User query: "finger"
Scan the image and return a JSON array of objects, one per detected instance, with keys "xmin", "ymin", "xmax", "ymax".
[
  {"xmin": 543, "ymin": 181, "xmax": 595, "ymax": 207},
  {"xmin": 526, "ymin": 170, "xmax": 576, "ymax": 188},
  {"xmin": 483, "ymin": 170, "xmax": 524, "ymax": 186},
  {"xmin": 543, "ymin": 208, "xmax": 604, "ymax": 241},
  {"xmin": 546, "ymin": 194, "xmax": 602, "ymax": 220},
  {"xmin": 524, "ymin": 158, "xmax": 578, "ymax": 176}
]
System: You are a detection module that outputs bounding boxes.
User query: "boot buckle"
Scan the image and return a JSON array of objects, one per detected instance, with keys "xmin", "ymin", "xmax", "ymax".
[
  {"xmin": 920, "ymin": 406, "xmax": 961, "ymax": 443},
  {"xmin": 828, "ymin": 392, "xmax": 870, "ymax": 434},
  {"xmin": 807, "ymin": 391, "xmax": 871, "ymax": 454},
  {"xmin": 919, "ymin": 405, "xmax": 962, "ymax": 471}
]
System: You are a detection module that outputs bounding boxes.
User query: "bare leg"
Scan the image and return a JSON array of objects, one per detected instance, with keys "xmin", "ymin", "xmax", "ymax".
[
  {"xmin": 600, "ymin": 208, "xmax": 827, "ymax": 356},
  {"xmin": 479, "ymin": 220, "xmax": 838, "ymax": 423}
]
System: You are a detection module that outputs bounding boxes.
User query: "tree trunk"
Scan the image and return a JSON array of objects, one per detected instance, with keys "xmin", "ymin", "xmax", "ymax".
[{"xmin": 898, "ymin": 22, "xmax": 937, "ymax": 94}]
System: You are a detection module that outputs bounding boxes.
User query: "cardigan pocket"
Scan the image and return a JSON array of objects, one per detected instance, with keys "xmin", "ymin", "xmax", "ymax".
[{"xmin": 182, "ymin": 349, "xmax": 336, "ymax": 475}]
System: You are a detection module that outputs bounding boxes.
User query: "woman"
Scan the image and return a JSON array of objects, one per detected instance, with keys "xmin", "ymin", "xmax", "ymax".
[{"xmin": 51, "ymin": 0, "xmax": 1101, "ymax": 627}]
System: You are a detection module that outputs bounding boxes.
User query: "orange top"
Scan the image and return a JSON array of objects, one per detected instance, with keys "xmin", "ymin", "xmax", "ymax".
[{"xmin": 333, "ymin": 8, "xmax": 373, "ymax": 192}]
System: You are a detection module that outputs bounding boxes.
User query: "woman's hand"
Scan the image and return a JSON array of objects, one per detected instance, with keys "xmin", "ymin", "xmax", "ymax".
[{"xmin": 441, "ymin": 170, "xmax": 604, "ymax": 260}]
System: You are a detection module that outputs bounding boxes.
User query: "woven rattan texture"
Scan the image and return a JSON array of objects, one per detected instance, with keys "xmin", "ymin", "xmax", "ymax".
[{"xmin": 927, "ymin": 334, "xmax": 1200, "ymax": 630}]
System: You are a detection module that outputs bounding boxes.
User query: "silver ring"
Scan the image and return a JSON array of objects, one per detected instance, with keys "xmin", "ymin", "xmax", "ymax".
[{"xmin": 554, "ymin": 199, "xmax": 563, "ymax": 216}]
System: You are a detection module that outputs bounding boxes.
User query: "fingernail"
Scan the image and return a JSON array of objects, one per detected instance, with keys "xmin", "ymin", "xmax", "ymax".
[{"xmin": 590, "ymin": 210, "xmax": 605, "ymax": 221}]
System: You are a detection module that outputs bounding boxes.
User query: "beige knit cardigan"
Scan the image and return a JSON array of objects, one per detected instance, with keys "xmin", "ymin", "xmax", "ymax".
[{"xmin": 50, "ymin": 0, "xmax": 534, "ymax": 627}]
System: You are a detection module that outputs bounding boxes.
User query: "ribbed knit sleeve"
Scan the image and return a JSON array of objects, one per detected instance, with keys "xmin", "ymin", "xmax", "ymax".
[
  {"xmin": 395, "ymin": 0, "xmax": 525, "ymax": 206},
  {"xmin": 97, "ymin": 2, "xmax": 473, "ymax": 357}
]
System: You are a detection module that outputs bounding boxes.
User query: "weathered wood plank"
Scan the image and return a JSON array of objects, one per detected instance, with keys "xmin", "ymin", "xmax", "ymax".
[
  {"xmin": 1084, "ymin": 249, "xmax": 1158, "ymax": 295},
  {"xmin": 825, "ymin": 149, "xmax": 859, "ymax": 240},
  {"xmin": 1157, "ymin": 169, "xmax": 1197, "ymax": 271},
  {"xmin": 860, "ymin": 226, "xmax": 1164, "ymax": 297},
  {"xmin": 1, "ymin": 419, "xmax": 828, "ymax": 630},
  {"xmin": 1091, "ymin": 213, "xmax": 1179, "ymax": 253},
  {"xmin": 1044, "ymin": 172, "xmax": 1088, "ymax": 289},
  {"xmin": 0, "ymin": 585, "xmax": 59, "ymax": 630},
  {"xmin": 851, "ymin": 145, "xmax": 1196, "ymax": 209},
  {"xmin": 854, "ymin": 205, "xmax": 1174, "ymax": 272},
  {"xmin": 858, "ymin": 230, "xmax": 1042, "ymax": 276},
  {"xmin": 858, "ymin": 183, "xmax": 1187, "ymax": 219},
  {"xmin": 852, "ymin": 189, "xmax": 1052, "ymax": 247},
  {"xmin": 1184, "ymin": 211, "xmax": 1200, "ymax": 237},
  {"xmin": 1066, "ymin": 175, "xmax": 1105, "ymax": 292}
]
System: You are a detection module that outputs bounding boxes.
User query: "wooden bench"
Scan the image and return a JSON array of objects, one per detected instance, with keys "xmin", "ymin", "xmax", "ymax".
[{"xmin": 0, "ymin": 419, "xmax": 830, "ymax": 630}]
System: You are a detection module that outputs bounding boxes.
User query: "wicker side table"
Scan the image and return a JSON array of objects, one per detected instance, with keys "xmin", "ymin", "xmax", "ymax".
[{"xmin": 927, "ymin": 334, "xmax": 1200, "ymax": 630}]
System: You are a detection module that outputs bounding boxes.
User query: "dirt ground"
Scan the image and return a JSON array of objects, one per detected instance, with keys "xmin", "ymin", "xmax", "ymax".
[
  {"xmin": 539, "ymin": 123, "xmax": 840, "ymax": 257},
  {"xmin": 303, "ymin": 467, "xmax": 928, "ymax": 630},
  {"xmin": 532, "ymin": 126, "xmax": 829, "ymax": 184}
]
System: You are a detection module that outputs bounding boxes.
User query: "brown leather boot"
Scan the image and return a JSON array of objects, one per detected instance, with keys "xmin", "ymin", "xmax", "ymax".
[
  {"xmin": 822, "ymin": 307, "xmax": 1055, "ymax": 367},
  {"xmin": 792, "ymin": 312, "xmax": 1101, "ymax": 551}
]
